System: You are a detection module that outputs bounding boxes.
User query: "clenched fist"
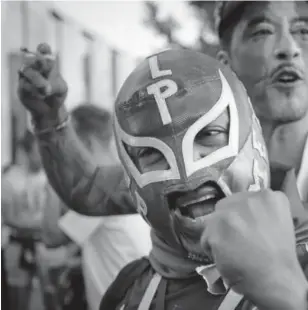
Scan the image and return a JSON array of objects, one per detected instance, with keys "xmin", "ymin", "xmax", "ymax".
[
  {"xmin": 18, "ymin": 43, "xmax": 68, "ymax": 129},
  {"xmin": 201, "ymin": 178, "xmax": 308, "ymax": 309}
]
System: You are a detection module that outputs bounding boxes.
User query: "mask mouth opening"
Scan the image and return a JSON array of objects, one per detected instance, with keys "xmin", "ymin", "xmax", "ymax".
[{"xmin": 167, "ymin": 181, "xmax": 225, "ymax": 219}]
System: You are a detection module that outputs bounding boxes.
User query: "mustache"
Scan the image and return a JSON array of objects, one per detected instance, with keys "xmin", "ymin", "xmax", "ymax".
[{"xmin": 269, "ymin": 63, "xmax": 304, "ymax": 81}]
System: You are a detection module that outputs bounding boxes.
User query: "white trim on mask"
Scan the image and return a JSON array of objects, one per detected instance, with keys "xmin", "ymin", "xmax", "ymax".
[
  {"xmin": 182, "ymin": 69, "xmax": 239, "ymax": 177},
  {"xmin": 135, "ymin": 190, "xmax": 148, "ymax": 217},
  {"xmin": 114, "ymin": 117, "xmax": 180, "ymax": 188}
]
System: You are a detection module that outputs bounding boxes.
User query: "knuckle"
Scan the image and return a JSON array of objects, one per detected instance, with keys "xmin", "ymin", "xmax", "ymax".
[
  {"xmin": 259, "ymin": 188, "xmax": 278, "ymax": 204},
  {"xmin": 273, "ymin": 190, "xmax": 287, "ymax": 201},
  {"xmin": 19, "ymin": 66, "xmax": 34, "ymax": 79},
  {"xmin": 18, "ymin": 80, "xmax": 31, "ymax": 94},
  {"xmin": 262, "ymin": 189, "xmax": 290, "ymax": 214},
  {"xmin": 24, "ymin": 55, "xmax": 37, "ymax": 68},
  {"xmin": 220, "ymin": 211, "xmax": 238, "ymax": 228},
  {"xmin": 54, "ymin": 76, "xmax": 68, "ymax": 95},
  {"xmin": 270, "ymin": 190, "xmax": 289, "ymax": 206},
  {"xmin": 205, "ymin": 232, "xmax": 219, "ymax": 250},
  {"xmin": 215, "ymin": 198, "xmax": 227, "ymax": 211},
  {"xmin": 23, "ymin": 68, "xmax": 45, "ymax": 87},
  {"xmin": 262, "ymin": 188, "xmax": 274, "ymax": 198}
]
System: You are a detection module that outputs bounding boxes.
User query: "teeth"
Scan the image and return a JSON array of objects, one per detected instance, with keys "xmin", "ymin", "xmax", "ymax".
[
  {"xmin": 181, "ymin": 193, "xmax": 216, "ymax": 208},
  {"xmin": 278, "ymin": 73, "xmax": 297, "ymax": 82}
]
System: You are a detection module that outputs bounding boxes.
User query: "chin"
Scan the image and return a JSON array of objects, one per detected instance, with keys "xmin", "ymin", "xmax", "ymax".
[
  {"xmin": 169, "ymin": 181, "xmax": 225, "ymax": 263},
  {"xmin": 271, "ymin": 98, "xmax": 307, "ymax": 123},
  {"xmin": 257, "ymin": 90, "xmax": 308, "ymax": 123},
  {"xmin": 172, "ymin": 210, "xmax": 213, "ymax": 263},
  {"xmin": 181, "ymin": 236, "xmax": 211, "ymax": 263}
]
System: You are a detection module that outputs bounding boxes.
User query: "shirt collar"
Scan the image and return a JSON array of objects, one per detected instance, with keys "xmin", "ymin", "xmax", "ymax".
[{"xmin": 297, "ymin": 136, "xmax": 308, "ymax": 202}]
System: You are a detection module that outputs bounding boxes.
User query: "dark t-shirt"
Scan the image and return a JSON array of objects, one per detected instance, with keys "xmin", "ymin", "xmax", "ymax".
[{"xmin": 100, "ymin": 258, "xmax": 254, "ymax": 310}]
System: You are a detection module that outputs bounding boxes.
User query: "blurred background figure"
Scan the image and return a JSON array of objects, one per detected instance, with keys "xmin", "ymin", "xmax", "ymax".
[
  {"xmin": 2, "ymin": 213, "xmax": 11, "ymax": 310},
  {"xmin": 2, "ymin": 130, "xmax": 46, "ymax": 310},
  {"xmin": 2, "ymin": 129, "xmax": 87, "ymax": 310},
  {"xmin": 37, "ymin": 174, "xmax": 86, "ymax": 310}
]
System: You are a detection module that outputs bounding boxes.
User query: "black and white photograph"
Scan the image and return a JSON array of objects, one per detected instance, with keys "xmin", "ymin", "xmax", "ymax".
[{"xmin": 1, "ymin": 1, "xmax": 308, "ymax": 310}]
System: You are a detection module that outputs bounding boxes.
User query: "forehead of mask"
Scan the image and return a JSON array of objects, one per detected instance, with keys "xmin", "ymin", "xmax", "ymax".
[{"xmin": 115, "ymin": 50, "xmax": 252, "ymax": 148}]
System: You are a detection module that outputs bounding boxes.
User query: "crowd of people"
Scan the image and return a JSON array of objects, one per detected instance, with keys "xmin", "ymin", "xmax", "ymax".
[
  {"xmin": 1, "ymin": 103, "xmax": 152, "ymax": 310},
  {"xmin": 2, "ymin": 1, "xmax": 308, "ymax": 310}
]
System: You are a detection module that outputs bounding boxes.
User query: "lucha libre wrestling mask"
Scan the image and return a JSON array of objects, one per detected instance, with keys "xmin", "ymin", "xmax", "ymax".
[{"xmin": 114, "ymin": 50, "xmax": 270, "ymax": 262}]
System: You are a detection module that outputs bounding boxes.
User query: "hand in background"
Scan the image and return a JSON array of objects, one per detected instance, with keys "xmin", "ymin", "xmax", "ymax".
[{"xmin": 18, "ymin": 43, "xmax": 68, "ymax": 128}]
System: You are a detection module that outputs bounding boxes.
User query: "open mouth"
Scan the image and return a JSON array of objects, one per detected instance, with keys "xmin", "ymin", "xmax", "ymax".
[
  {"xmin": 168, "ymin": 182, "xmax": 225, "ymax": 219},
  {"xmin": 272, "ymin": 67, "xmax": 303, "ymax": 85}
]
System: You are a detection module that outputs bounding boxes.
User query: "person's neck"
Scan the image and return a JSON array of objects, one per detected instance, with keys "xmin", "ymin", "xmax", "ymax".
[{"xmin": 259, "ymin": 114, "xmax": 308, "ymax": 174}]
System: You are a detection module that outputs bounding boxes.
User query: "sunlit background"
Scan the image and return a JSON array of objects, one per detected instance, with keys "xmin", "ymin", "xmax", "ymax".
[{"xmin": 1, "ymin": 0, "xmax": 218, "ymax": 169}]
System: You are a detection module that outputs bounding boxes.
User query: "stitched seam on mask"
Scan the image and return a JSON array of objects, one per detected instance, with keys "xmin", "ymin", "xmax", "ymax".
[{"xmin": 184, "ymin": 76, "xmax": 220, "ymax": 95}]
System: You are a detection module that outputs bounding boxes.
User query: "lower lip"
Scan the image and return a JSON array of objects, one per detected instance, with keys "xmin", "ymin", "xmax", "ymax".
[
  {"xmin": 174, "ymin": 208, "xmax": 212, "ymax": 223},
  {"xmin": 272, "ymin": 79, "xmax": 304, "ymax": 89}
]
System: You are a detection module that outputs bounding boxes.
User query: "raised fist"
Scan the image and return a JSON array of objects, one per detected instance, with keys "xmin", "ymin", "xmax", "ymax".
[
  {"xmin": 17, "ymin": 43, "xmax": 68, "ymax": 127},
  {"xmin": 201, "ymin": 174, "xmax": 308, "ymax": 309}
]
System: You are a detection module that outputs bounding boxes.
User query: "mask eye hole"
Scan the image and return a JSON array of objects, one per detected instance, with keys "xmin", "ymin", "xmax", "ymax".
[
  {"xmin": 123, "ymin": 143, "xmax": 170, "ymax": 173},
  {"xmin": 193, "ymin": 109, "xmax": 230, "ymax": 161}
]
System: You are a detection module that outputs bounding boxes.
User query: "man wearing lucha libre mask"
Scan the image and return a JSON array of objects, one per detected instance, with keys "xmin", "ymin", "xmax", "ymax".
[{"xmin": 18, "ymin": 45, "xmax": 308, "ymax": 309}]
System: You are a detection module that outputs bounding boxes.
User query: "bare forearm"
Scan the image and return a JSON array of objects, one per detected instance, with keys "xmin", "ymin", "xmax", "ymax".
[
  {"xmin": 36, "ymin": 120, "xmax": 135, "ymax": 216},
  {"xmin": 37, "ymin": 122, "xmax": 93, "ymax": 208}
]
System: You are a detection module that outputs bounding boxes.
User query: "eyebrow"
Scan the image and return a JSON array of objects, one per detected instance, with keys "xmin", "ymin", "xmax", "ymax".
[
  {"xmin": 292, "ymin": 17, "xmax": 308, "ymax": 24},
  {"xmin": 246, "ymin": 17, "xmax": 272, "ymax": 29},
  {"xmin": 246, "ymin": 16, "xmax": 308, "ymax": 28}
]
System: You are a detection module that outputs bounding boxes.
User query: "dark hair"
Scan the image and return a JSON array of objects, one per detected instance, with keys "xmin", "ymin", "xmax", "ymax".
[
  {"xmin": 216, "ymin": 1, "xmax": 249, "ymax": 49},
  {"xmin": 70, "ymin": 104, "xmax": 113, "ymax": 146},
  {"xmin": 19, "ymin": 130, "xmax": 36, "ymax": 153}
]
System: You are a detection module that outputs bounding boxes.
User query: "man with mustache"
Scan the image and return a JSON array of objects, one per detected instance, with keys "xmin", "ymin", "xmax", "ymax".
[
  {"xmin": 216, "ymin": 1, "xmax": 308, "ymax": 201},
  {"xmin": 17, "ymin": 45, "xmax": 308, "ymax": 309}
]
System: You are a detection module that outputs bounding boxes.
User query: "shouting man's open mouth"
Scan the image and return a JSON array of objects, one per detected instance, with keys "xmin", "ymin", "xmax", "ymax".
[{"xmin": 271, "ymin": 65, "xmax": 304, "ymax": 88}]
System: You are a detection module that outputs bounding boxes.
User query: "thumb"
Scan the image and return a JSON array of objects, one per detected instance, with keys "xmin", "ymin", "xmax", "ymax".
[{"xmin": 35, "ymin": 43, "xmax": 56, "ymax": 78}]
